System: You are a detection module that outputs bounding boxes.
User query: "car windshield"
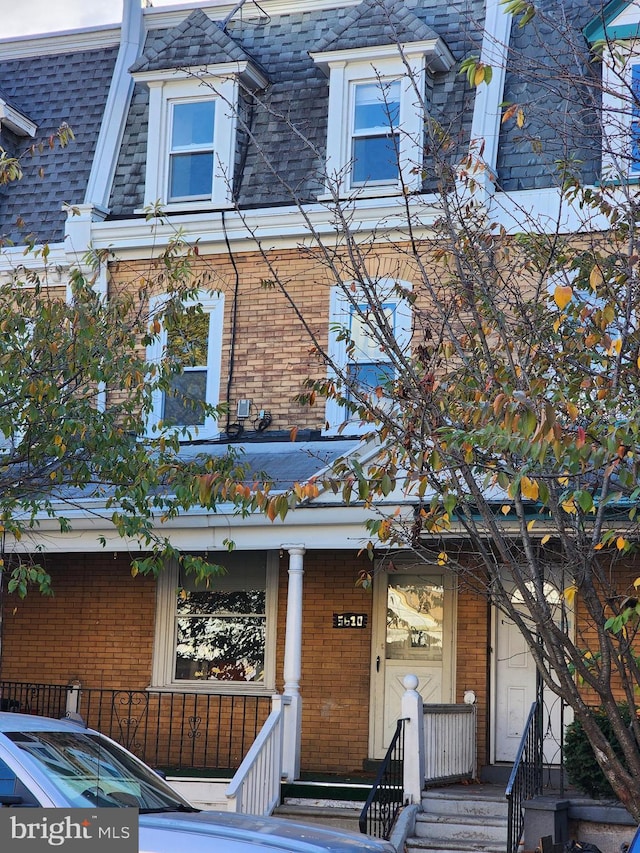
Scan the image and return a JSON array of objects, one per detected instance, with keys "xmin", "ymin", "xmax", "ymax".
[{"xmin": 6, "ymin": 730, "xmax": 196, "ymax": 811}]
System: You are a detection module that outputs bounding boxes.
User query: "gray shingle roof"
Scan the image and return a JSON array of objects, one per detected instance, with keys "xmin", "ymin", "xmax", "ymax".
[
  {"xmin": 109, "ymin": 2, "xmax": 484, "ymax": 215},
  {"xmin": 313, "ymin": 0, "xmax": 441, "ymax": 53},
  {"xmin": 496, "ymin": 0, "xmax": 601, "ymax": 190},
  {"xmin": 0, "ymin": 46, "xmax": 118, "ymax": 246},
  {"xmin": 130, "ymin": 9, "xmax": 253, "ymax": 73}
]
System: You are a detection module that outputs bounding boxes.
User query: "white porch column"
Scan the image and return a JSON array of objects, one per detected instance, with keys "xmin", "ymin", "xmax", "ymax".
[{"xmin": 281, "ymin": 544, "xmax": 305, "ymax": 782}]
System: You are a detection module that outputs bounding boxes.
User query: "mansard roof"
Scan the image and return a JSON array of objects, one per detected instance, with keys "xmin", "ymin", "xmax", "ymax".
[
  {"xmin": 110, "ymin": 2, "xmax": 481, "ymax": 217},
  {"xmin": 0, "ymin": 44, "xmax": 118, "ymax": 246},
  {"xmin": 130, "ymin": 9, "xmax": 253, "ymax": 73},
  {"xmin": 313, "ymin": 0, "xmax": 441, "ymax": 54}
]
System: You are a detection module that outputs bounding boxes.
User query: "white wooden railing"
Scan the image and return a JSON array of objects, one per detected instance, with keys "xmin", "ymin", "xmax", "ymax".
[
  {"xmin": 423, "ymin": 702, "xmax": 477, "ymax": 783},
  {"xmin": 401, "ymin": 674, "xmax": 477, "ymax": 804},
  {"xmin": 225, "ymin": 694, "xmax": 290, "ymax": 816}
]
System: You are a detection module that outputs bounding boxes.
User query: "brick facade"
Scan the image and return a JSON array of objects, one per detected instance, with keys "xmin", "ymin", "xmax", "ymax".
[{"xmin": 0, "ymin": 549, "xmax": 485, "ymax": 775}]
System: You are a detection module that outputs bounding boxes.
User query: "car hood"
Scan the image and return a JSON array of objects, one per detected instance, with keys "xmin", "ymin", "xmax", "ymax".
[{"xmin": 139, "ymin": 809, "xmax": 395, "ymax": 853}]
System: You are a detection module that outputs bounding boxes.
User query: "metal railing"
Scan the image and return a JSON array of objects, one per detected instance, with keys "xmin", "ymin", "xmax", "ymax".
[
  {"xmin": 0, "ymin": 681, "xmax": 70, "ymax": 717},
  {"xmin": 226, "ymin": 695, "xmax": 289, "ymax": 815},
  {"xmin": 423, "ymin": 703, "xmax": 477, "ymax": 784},
  {"xmin": 506, "ymin": 701, "xmax": 543, "ymax": 853},
  {"xmin": 359, "ymin": 718, "xmax": 406, "ymax": 839},
  {"xmin": 0, "ymin": 681, "xmax": 271, "ymax": 773}
]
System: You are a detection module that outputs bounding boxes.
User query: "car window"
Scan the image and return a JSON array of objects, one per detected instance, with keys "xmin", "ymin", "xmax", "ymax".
[
  {"xmin": 5, "ymin": 731, "xmax": 194, "ymax": 811},
  {"xmin": 0, "ymin": 755, "xmax": 38, "ymax": 806}
]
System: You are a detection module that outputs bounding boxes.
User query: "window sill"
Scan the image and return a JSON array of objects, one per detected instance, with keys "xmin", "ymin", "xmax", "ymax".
[
  {"xmin": 317, "ymin": 185, "xmax": 407, "ymax": 202},
  {"xmin": 147, "ymin": 683, "xmax": 275, "ymax": 696},
  {"xmin": 135, "ymin": 201, "xmax": 234, "ymax": 216}
]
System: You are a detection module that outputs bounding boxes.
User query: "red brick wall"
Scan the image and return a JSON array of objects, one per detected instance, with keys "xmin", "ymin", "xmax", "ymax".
[
  {"xmin": 455, "ymin": 582, "xmax": 490, "ymax": 769},
  {"xmin": 277, "ymin": 550, "xmax": 374, "ymax": 774},
  {"xmin": 1, "ymin": 549, "xmax": 489, "ymax": 775},
  {"xmin": 1, "ymin": 553, "xmax": 156, "ymax": 688}
]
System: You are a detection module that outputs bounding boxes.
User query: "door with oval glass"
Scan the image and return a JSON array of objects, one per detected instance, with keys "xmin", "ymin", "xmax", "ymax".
[
  {"xmin": 369, "ymin": 562, "xmax": 455, "ymax": 758},
  {"xmin": 494, "ymin": 580, "xmax": 571, "ymax": 764}
]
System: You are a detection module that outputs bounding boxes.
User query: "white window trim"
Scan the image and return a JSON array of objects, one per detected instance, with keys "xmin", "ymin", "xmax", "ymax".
[
  {"xmin": 146, "ymin": 290, "xmax": 224, "ymax": 441},
  {"xmin": 601, "ymin": 39, "xmax": 640, "ymax": 181},
  {"xmin": 324, "ymin": 278, "xmax": 412, "ymax": 436},
  {"xmin": 311, "ymin": 42, "xmax": 454, "ymax": 199},
  {"xmin": 141, "ymin": 75, "xmax": 238, "ymax": 211},
  {"xmin": 151, "ymin": 552, "xmax": 279, "ymax": 694}
]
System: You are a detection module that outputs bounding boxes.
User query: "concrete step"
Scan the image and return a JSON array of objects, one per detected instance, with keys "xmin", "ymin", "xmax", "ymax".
[
  {"xmin": 422, "ymin": 789, "xmax": 509, "ymax": 818},
  {"xmin": 274, "ymin": 800, "xmax": 363, "ymax": 833},
  {"xmin": 414, "ymin": 812, "xmax": 508, "ymax": 844},
  {"xmin": 406, "ymin": 786, "xmax": 509, "ymax": 853},
  {"xmin": 406, "ymin": 836, "xmax": 507, "ymax": 853}
]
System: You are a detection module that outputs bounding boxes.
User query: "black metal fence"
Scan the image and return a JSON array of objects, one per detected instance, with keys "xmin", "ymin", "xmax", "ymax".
[
  {"xmin": 506, "ymin": 701, "xmax": 543, "ymax": 853},
  {"xmin": 0, "ymin": 681, "xmax": 272, "ymax": 773},
  {"xmin": 359, "ymin": 718, "xmax": 406, "ymax": 839}
]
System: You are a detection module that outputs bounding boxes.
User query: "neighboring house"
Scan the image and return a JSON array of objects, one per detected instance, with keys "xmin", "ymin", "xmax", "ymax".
[{"xmin": 0, "ymin": 0, "xmax": 636, "ymax": 804}]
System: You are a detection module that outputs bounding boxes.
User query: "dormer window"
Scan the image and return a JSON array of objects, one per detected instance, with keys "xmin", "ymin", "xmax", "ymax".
[
  {"xmin": 310, "ymin": 44, "xmax": 453, "ymax": 198},
  {"xmin": 168, "ymin": 99, "xmax": 216, "ymax": 202},
  {"xmin": 130, "ymin": 8, "xmax": 267, "ymax": 213},
  {"xmin": 351, "ymin": 80, "xmax": 401, "ymax": 185}
]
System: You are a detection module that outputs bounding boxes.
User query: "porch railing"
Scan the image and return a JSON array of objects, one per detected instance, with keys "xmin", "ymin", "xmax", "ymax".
[
  {"xmin": 0, "ymin": 681, "xmax": 271, "ymax": 774},
  {"xmin": 423, "ymin": 703, "xmax": 477, "ymax": 784},
  {"xmin": 359, "ymin": 717, "xmax": 406, "ymax": 839},
  {"xmin": 506, "ymin": 700, "xmax": 543, "ymax": 853},
  {"xmin": 226, "ymin": 694, "xmax": 289, "ymax": 816}
]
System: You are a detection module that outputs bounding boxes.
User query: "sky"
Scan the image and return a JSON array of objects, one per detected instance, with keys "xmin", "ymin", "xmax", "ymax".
[{"xmin": 4, "ymin": 1, "xmax": 196, "ymax": 39}]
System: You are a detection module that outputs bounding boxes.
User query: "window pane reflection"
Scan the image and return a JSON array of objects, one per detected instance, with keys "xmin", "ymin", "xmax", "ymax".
[
  {"xmin": 386, "ymin": 575, "xmax": 443, "ymax": 661},
  {"xmin": 174, "ymin": 554, "xmax": 267, "ymax": 683}
]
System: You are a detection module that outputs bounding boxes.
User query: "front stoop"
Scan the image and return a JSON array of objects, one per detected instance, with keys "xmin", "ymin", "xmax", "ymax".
[
  {"xmin": 274, "ymin": 800, "xmax": 363, "ymax": 833},
  {"xmin": 406, "ymin": 787, "xmax": 509, "ymax": 853},
  {"xmin": 274, "ymin": 779, "xmax": 371, "ymax": 833}
]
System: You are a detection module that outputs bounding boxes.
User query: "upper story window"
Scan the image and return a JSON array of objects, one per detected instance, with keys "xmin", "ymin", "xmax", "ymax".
[
  {"xmin": 325, "ymin": 278, "xmax": 412, "ymax": 435},
  {"xmin": 310, "ymin": 42, "xmax": 453, "ymax": 198},
  {"xmin": 147, "ymin": 291, "xmax": 224, "ymax": 440},
  {"xmin": 168, "ymin": 99, "xmax": 216, "ymax": 202},
  {"xmin": 137, "ymin": 77, "xmax": 236, "ymax": 211},
  {"xmin": 351, "ymin": 80, "xmax": 401, "ymax": 185},
  {"xmin": 132, "ymin": 59, "xmax": 267, "ymax": 212}
]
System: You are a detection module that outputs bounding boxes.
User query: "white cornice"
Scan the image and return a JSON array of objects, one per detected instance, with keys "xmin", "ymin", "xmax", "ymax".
[
  {"xmin": 310, "ymin": 39, "xmax": 455, "ymax": 74},
  {"xmin": 143, "ymin": 0, "xmax": 362, "ymax": 32},
  {"xmin": 87, "ymin": 195, "xmax": 441, "ymax": 256},
  {"xmin": 132, "ymin": 61, "xmax": 269, "ymax": 92},
  {"xmin": 0, "ymin": 26, "xmax": 120, "ymax": 60}
]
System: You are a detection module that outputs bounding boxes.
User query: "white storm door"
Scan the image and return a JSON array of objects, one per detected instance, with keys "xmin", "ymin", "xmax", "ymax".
[
  {"xmin": 494, "ymin": 608, "xmax": 566, "ymax": 764},
  {"xmin": 370, "ymin": 566, "xmax": 455, "ymax": 758}
]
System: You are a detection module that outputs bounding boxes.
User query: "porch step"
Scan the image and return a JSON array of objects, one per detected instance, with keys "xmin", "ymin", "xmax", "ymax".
[
  {"xmin": 274, "ymin": 801, "xmax": 363, "ymax": 833},
  {"xmin": 406, "ymin": 786, "xmax": 509, "ymax": 853}
]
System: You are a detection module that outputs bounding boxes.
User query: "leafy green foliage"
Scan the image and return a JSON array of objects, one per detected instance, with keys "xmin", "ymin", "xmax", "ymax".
[
  {"xmin": 565, "ymin": 707, "xmax": 633, "ymax": 799},
  {"xmin": 0, "ymin": 240, "xmax": 257, "ymax": 596}
]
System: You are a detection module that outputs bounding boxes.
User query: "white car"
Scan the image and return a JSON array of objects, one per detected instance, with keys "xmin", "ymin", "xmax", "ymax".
[{"xmin": 0, "ymin": 712, "xmax": 395, "ymax": 853}]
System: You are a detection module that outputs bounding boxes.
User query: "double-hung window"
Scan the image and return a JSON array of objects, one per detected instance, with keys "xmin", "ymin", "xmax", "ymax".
[
  {"xmin": 152, "ymin": 551, "xmax": 278, "ymax": 692},
  {"xmin": 168, "ymin": 99, "xmax": 215, "ymax": 202},
  {"xmin": 310, "ymin": 41, "xmax": 453, "ymax": 198},
  {"xmin": 346, "ymin": 302, "xmax": 397, "ymax": 403},
  {"xmin": 325, "ymin": 279, "xmax": 412, "ymax": 435},
  {"xmin": 147, "ymin": 291, "xmax": 224, "ymax": 440},
  {"xmin": 351, "ymin": 80, "xmax": 401, "ymax": 186}
]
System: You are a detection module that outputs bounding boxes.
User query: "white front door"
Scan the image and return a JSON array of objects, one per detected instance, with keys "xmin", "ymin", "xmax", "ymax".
[
  {"xmin": 494, "ymin": 584, "xmax": 569, "ymax": 764},
  {"xmin": 369, "ymin": 563, "xmax": 455, "ymax": 758}
]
